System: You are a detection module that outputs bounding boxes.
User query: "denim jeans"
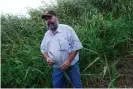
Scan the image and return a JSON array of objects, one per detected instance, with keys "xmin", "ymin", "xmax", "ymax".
[{"xmin": 52, "ymin": 62, "xmax": 82, "ymax": 88}]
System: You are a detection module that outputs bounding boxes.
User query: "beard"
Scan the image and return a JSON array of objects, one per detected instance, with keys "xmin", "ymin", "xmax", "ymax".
[{"xmin": 47, "ymin": 22, "xmax": 58, "ymax": 31}]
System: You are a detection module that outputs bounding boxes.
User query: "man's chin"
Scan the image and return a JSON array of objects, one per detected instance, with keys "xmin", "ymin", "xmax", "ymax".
[{"xmin": 47, "ymin": 24, "xmax": 58, "ymax": 30}]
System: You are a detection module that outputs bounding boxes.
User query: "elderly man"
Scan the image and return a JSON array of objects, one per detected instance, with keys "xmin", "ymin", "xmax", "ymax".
[{"xmin": 40, "ymin": 10, "xmax": 83, "ymax": 88}]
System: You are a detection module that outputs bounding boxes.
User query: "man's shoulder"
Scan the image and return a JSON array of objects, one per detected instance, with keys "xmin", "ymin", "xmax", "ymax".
[
  {"xmin": 59, "ymin": 24, "xmax": 73, "ymax": 32},
  {"xmin": 45, "ymin": 30, "xmax": 50, "ymax": 36},
  {"xmin": 59, "ymin": 24, "xmax": 72, "ymax": 28}
]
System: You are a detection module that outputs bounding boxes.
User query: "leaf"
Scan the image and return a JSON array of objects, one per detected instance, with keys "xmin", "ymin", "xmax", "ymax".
[
  {"xmin": 24, "ymin": 67, "xmax": 31, "ymax": 80},
  {"xmin": 83, "ymin": 57, "xmax": 100, "ymax": 72},
  {"xmin": 103, "ymin": 66, "xmax": 107, "ymax": 78}
]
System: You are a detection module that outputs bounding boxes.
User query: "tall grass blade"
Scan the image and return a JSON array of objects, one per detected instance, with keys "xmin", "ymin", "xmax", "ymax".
[{"xmin": 83, "ymin": 57, "xmax": 100, "ymax": 72}]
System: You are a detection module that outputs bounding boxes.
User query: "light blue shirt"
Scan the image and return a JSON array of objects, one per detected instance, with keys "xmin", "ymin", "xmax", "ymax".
[{"xmin": 40, "ymin": 24, "xmax": 83, "ymax": 68}]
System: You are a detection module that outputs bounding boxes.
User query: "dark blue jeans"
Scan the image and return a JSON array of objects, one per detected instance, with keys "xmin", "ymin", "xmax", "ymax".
[{"xmin": 52, "ymin": 62, "xmax": 82, "ymax": 88}]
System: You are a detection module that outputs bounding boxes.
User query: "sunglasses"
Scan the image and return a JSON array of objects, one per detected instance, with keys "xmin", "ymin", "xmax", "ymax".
[{"xmin": 41, "ymin": 15, "xmax": 53, "ymax": 21}]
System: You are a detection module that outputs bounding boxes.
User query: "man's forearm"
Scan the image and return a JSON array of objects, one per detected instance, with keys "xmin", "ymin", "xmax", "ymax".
[
  {"xmin": 42, "ymin": 52, "xmax": 49, "ymax": 60},
  {"xmin": 67, "ymin": 50, "xmax": 78, "ymax": 63}
]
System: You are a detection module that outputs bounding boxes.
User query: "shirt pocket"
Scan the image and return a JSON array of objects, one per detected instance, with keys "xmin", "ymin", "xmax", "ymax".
[{"xmin": 58, "ymin": 38, "xmax": 70, "ymax": 51}]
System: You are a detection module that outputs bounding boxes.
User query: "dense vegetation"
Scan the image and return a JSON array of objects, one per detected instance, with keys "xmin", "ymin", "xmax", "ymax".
[{"xmin": 1, "ymin": 0, "xmax": 133, "ymax": 88}]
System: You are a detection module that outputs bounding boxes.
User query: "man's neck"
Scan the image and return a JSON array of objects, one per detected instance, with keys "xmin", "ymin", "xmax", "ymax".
[{"xmin": 51, "ymin": 29, "xmax": 57, "ymax": 35}]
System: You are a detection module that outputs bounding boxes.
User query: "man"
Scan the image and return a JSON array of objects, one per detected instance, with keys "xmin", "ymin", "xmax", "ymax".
[{"xmin": 40, "ymin": 10, "xmax": 83, "ymax": 88}]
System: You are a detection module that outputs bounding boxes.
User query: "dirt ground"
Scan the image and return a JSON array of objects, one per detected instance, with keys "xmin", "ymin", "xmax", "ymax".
[
  {"xmin": 82, "ymin": 55, "xmax": 133, "ymax": 88},
  {"xmin": 115, "ymin": 56, "xmax": 133, "ymax": 88}
]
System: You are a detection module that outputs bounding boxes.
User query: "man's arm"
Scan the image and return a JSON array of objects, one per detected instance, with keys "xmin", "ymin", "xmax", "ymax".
[
  {"xmin": 41, "ymin": 34, "xmax": 55, "ymax": 65},
  {"xmin": 67, "ymin": 50, "xmax": 78, "ymax": 63},
  {"xmin": 43, "ymin": 52, "xmax": 49, "ymax": 60},
  {"xmin": 61, "ymin": 50, "xmax": 78, "ymax": 70},
  {"xmin": 43, "ymin": 52, "xmax": 55, "ymax": 65},
  {"xmin": 61, "ymin": 25, "xmax": 83, "ymax": 70}
]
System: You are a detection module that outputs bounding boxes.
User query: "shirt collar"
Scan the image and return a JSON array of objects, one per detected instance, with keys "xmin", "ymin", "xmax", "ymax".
[{"xmin": 48, "ymin": 24, "xmax": 62, "ymax": 35}]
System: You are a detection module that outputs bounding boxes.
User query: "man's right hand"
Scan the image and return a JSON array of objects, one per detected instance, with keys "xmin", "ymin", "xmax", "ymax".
[{"xmin": 46, "ymin": 57, "xmax": 55, "ymax": 65}]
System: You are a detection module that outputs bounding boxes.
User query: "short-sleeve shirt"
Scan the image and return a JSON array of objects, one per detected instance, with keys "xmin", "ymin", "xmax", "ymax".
[{"xmin": 40, "ymin": 24, "xmax": 83, "ymax": 68}]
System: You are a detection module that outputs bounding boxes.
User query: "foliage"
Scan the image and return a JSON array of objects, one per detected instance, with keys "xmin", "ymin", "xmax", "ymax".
[{"xmin": 1, "ymin": 0, "xmax": 133, "ymax": 88}]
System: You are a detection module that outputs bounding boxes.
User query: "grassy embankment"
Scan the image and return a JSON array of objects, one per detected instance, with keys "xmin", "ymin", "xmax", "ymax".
[{"xmin": 1, "ymin": 0, "xmax": 133, "ymax": 88}]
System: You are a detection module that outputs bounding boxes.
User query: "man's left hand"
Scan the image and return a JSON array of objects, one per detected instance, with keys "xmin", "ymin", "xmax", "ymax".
[{"xmin": 61, "ymin": 59, "xmax": 71, "ymax": 70}]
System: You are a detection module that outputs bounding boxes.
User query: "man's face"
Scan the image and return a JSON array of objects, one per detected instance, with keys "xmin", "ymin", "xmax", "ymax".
[{"xmin": 43, "ymin": 15, "xmax": 58, "ymax": 27}]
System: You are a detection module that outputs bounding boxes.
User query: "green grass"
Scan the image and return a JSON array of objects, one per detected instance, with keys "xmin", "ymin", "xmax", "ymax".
[{"xmin": 1, "ymin": 0, "xmax": 133, "ymax": 88}]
